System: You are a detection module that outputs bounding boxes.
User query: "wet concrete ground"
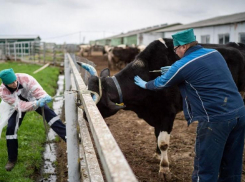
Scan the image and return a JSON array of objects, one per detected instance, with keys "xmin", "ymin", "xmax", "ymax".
[{"xmin": 39, "ymin": 75, "xmax": 64, "ymax": 182}]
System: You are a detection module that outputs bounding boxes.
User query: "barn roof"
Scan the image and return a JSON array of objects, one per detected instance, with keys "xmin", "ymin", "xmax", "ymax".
[
  {"xmin": 155, "ymin": 11, "xmax": 245, "ymax": 32},
  {"xmin": 0, "ymin": 35, "xmax": 41, "ymax": 40},
  {"xmin": 108, "ymin": 23, "xmax": 182, "ymax": 39}
]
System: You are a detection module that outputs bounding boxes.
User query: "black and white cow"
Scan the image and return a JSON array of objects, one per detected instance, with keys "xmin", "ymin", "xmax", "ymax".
[
  {"xmin": 81, "ymin": 38, "xmax": 245, "ymax": 180},
  {"xmin": 107, "ymin": 47, "xmax": 140, "ymax": 70}
]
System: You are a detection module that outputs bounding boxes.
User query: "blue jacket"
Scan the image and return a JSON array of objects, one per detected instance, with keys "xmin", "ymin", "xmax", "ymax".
[{"xmin": 146, "ymin": 45, "xmax": 245, "ymax": 125}]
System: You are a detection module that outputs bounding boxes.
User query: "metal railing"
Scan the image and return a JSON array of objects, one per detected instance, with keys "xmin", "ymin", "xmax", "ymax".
[{"xmin": 64, "ymin": 53, "xmax": 138, "ymax": 182}]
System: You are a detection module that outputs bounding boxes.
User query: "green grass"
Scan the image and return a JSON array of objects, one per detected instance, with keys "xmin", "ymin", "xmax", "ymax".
[{"xmin": 0, "ymin": 61, "xmax": 60, "ymax": 182}]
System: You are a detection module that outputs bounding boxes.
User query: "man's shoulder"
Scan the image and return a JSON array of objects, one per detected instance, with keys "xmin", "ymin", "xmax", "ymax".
[
  {"xmin": 175, "ymin": 48, "xmax": 218, "ymax": 71},
  {"xmin": 16, "ymin": 73, "xmax": 30, "ymax": 77},
  {"xmin": 186, "ymin": 47, "xmax": 217, "ymax": 61},
  {"xmin": 16, "ymin": 73, "xmax": 36, "ymax": 85}
]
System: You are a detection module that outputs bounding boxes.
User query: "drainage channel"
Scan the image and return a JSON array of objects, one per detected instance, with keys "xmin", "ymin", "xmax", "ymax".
[{"xmin": 39, "ymin": 75, "xmax": 64, "ymax": 182}]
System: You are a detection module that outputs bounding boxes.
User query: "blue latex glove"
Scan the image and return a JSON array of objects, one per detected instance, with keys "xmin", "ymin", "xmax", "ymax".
[
  {"xmin": 77, "ymin": 62, "xmax": 97, "ymax": 76},
  {"xmin": 161, "ymin": 66, "xmax": 171, "ymax": 75},
  {"xmin": 92, "ymin": 94, "xmax": 97, "ymax": 101},
  {"xmin": 37, "ymin": 95, "xmax": 52, "ymax": 107},
  {"xmin": 134, "ymin": 76, "xmax": 147, "ymax": 89}
]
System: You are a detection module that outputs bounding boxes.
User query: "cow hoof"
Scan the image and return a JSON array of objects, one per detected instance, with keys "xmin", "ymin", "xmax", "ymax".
[
  {"xmin": 159, "ymin": 168, "xmax": 171, "ymax": 181},
  {"xmin": 159, "ymin": 171, "xmax": 171, "ymax": 181}
]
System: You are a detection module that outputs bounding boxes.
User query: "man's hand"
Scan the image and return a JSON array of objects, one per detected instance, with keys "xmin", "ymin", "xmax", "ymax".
[
  {"xmin": 161, "ymin": 66, "xmax": 171, "ymax": 75},
  {"xmin": 37, "ymin": 95, "xmax": 52, "ymax": 107},
  {"xmin": 134, "ymin": 76, "xmax": 147, "ymax": 89}
]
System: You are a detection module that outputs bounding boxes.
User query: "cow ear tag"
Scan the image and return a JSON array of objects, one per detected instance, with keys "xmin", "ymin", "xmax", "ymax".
[{"xmin": 116, "ymin": 103, "xmax": 124, "ymax": 106}]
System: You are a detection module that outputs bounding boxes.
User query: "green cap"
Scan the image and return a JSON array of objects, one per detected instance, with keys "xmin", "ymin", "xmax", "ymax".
[
  {"xmin": 172, "ymin": 28, "xmax": 196, "ymax": 47},
  {"xmin": 0, "ymin": 68, "xmax": 17, "ymax": 85}
]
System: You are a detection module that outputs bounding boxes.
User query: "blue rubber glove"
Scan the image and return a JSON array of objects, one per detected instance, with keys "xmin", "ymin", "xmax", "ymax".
[
  {"xmin": 134, "ymin": 76, "xmax": 147, "ymax": 89},
  {"xmin": 92, "ymin": 94, "xmax": 97, "ymax": 101},
  {"xmin": 37, "ymin": 95, "xmax": 52, "ymax": 107},
  {"xmin": 161, "ymin": 66, "xmax": 171, "ymax": 75},
  {"xmin": 77, "ymin": 62, "xmax": 97, "ymax": 76}
]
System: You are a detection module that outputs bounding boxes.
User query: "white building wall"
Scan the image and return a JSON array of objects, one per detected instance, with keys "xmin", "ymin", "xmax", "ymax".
[
  {"xmin": 236, "ymin": 22, "xmax": 245, "ymax": 42},
  {"xmin": 140, "ymin": 32, "xmax": 163, "ymax": 46},
  {"xmin": 163, "ymin": 22, "xmax": 245, "ymax": 44}
]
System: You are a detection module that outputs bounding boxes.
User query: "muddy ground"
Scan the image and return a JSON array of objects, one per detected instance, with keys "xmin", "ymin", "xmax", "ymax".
[{"xmin": 56, "ymin": 53, "xmax": 245, "ymax": 182}]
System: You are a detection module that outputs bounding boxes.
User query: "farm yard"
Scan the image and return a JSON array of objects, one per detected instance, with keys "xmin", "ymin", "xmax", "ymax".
[
  {"xmin": 0, "ymin": 0, "xmax": 245, "ymax": 181},
  {"xmin": 0, "ymin": 46, "xmax": 245, "ymax": 181}
]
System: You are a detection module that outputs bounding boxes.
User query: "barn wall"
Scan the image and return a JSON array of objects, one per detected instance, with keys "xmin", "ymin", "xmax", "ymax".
[
  {"xmin": 163, "ymin": 22, "xmax": 245, "ymax": 44},
  {"xmin": 123, "ymin": 35, "xmax": 137, "ymax": 46},
  {"xmin": 140, "ymin": 32, "xmax": 163, "ymax": 46},
  {"xmin": 95, "ymin": 39, "xmax": 105, "ymax": 45},
  {"xmin": 95, "ymin": 39, "xmax": 110, "ymax": 45},
  {"xmin": 0, "ymin": 38, "xmax": 40, "ymax": 44},
  {"xmin": 89, "ymin": 40, "xmax": 96, "ymax": 45},
  {"xmin": 234, "ymin": 22, "xmax": 245, "ymax": 43},
  {"xmin": 111, "ymin": 38, "xmax": 123, "ymax": 46}
]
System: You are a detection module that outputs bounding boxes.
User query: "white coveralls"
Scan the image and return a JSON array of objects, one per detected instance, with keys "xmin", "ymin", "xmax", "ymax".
[{"xmin": 0, "ymin": 73, "xmax": 66, "ymax": 162}]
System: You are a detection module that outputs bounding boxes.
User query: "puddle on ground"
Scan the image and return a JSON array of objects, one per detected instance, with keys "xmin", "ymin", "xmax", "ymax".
[{"xmin": 39, "ymin": 75, "xmax": 64, "ymax": 182}]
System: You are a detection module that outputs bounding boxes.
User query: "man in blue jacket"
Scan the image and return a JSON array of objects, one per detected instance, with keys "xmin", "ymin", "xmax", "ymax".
[{"xmin": 134, "ymin": 29, "xmax": 245, "ymax": 182}]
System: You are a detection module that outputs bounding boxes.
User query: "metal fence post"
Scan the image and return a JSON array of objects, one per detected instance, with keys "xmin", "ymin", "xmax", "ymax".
[
  {"xmin": 53, "ymin": 45, "xmax": 56, "ymax": 65},
  {"xmin": 32, "ymin": 42, "xmax": 35, "ymax": 62},
  {"xmin": 28, "ymin": 42, "xmax": 30, "ymax": 58},
  {"xmin": 21, "ymin": 43, "xmax": 23, "ymax": 60},
  {"xmin": 38, "ymin": 42, "xmax": 40, "ymax": 63},
  {"xmin": 14, "ymin": 43, "xmax": 16, "ymax": 61},
  {"xmin": 43, "ymin": 42, "xmax": 46, "ymax": 63},
  {"xmin": 8, "ymin": 43, "xmax": 10, "ymax": 56},
  {"xmin": 65, "ymin": 54, "xmax": 71, "ymax": 90},
  {"xmin": 65, "ymin": 91, "xmax": 80, "ymax": 182}
]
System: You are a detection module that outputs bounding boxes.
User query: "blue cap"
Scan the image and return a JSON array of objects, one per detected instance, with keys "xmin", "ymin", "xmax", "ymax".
[
  {"xmin": 172, "ymin": 28, "xmax": 196, "ymax": 47},
  {"xmin": 0, "ymin": 68, "xmax": 17, "ymax": 85}
]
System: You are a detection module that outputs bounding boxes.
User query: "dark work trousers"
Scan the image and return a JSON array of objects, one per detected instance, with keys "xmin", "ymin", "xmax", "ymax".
[
  {"xmin": 192, "ymin": 114, "xmax": 245, "ymax": 182},
  {"xmin": 6, "ymin": 104, "xmax": 66, "ymax": 162}
]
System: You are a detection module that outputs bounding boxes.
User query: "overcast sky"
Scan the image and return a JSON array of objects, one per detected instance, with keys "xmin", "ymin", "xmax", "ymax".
[{"xmin": 0, "ymin": 0, "xmax": 244, "ymax": 44}]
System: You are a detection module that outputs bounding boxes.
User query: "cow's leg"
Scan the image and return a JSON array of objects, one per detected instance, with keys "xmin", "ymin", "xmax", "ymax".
[
  {"xmin": 155, "ymin": 114, "xmax": 175, "ymax": 181},
  {"xmin": 154, "ymin": 127, "xmax": 161, "ymax": 160},
  {"xmin": 158, "ymin": 131, "xmax": 171, "ymax": 180}
]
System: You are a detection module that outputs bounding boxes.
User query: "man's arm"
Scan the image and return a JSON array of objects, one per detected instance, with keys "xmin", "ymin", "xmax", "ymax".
[{"xmin": 135, "ymin": 60, "xmax": 185, "ymax": 90}]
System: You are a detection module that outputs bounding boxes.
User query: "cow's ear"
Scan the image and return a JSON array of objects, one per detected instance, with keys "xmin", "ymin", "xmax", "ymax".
[{"xmin": 100, "ymin": 68, "xmax": 110, "ymax": 77}]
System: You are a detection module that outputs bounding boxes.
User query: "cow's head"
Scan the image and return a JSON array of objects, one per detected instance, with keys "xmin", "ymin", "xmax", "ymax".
[{"xmin": 86, "ymin": 68, "xmax": 128, "ymax": 117}]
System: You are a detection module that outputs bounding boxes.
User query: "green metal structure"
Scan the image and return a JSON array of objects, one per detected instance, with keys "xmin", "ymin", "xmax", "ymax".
[{"xmin": 123, "ymin": 35, "xmax": 137, "ymax": 46}]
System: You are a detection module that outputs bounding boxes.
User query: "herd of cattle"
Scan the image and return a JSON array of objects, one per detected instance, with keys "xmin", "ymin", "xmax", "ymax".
[
  {"xmin": 79, "ymin": 44, "xmax": 145, "ymax": 70},
  {"xmin": 78, "ymin": 39, "xmax": 245, "ymax": 181}
]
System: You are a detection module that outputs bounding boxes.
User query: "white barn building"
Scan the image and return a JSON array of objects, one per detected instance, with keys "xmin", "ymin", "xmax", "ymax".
[{"xmin": 155, "ymin": 12, "xmax": 245, "ymax": 44}]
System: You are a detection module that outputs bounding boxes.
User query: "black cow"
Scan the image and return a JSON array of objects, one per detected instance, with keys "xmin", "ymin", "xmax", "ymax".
[
  {"xmin": 107, "ymin": 47, "xmax": 140, "ymax": 70},
  {"xmin": 82, "ymin": 39, "xmax": 245, "ymax": 180}
]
